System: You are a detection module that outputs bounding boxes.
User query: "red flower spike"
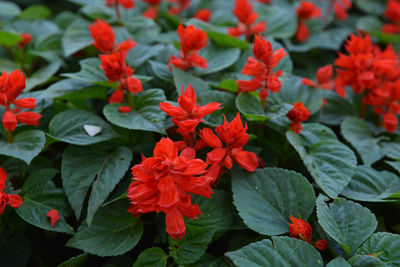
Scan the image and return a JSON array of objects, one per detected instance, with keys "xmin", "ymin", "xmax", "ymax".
[
  {"xmin": 106, "ymin": 0, "xmax": 134, "ymax": 9},
  {"xmin": 314, "ymin": 239, "xmax": 328, "ymax": 251},
  {"xmin": 0, "ymin": 168, "xmax": 23, "ymax": 215},
  {"xmin": 383, "ymin": 113, "xmax": 398, "ymax": 133},
  {"xmin": 18, "ymin": 33, "xmax": 32, "ymax": 47},
  {"xmin": 15, "ymin": 112, "xmax": 41, "ymax": 126},
  {"xmin": 295, "ymin": 22, "xmax": 310, "ymax": 42},
  {"xmin": 100, "ymin": 53, "xmax": 131, "ymax": 82},
  {"xmin": 168, "ymin": 0, "xmax": 190, "ymax": 15},
  {"xmin": 13, "ymin": 98, "xmax": 36, "ymax": 109},
  {"xmin": 287, "ymin": 102, "xmax": 310, "ymax": 134},
  {"xmin": 0, "ymin": 168, "xmax": 7, "ymax": 191},
  {"xmin": 46, "ymin": 209, "xmax": 60, "ymax": 227},
  {"xmin": 115, "ymin": 39, "xmax": 136, "ymax": 58},
  {"xmin": 168, "ymin": 24, "xmax": 208, "ymax": 71},
  {"xmin": 295, "ymin": 1, "xmax": 322, "ymax": 42},
  {"xmin": 228, "ymin": 0, "xmax": 266, "ymax": 39},
  {"xmin": 333, "ymin": 0, "xmax": 352, "ymax": 21},
  {"xmin": 89, "ymin": 19, "xmax": 115, "ymax": 54},
  {"xmin": 127, "ymin": 137, "xmax": 214, "ymax": 240},
  {"xmin": 142, "ymin": 0, "xmax": 162, "ymax": 19},
  {"xmin": 288, "ymin": 215, "xmax": 313, "ymax": 243},
  {"xmin": 3, "ymin": 111, "xmax": 17, "ymax": 131},
  {"xmin": 119, "ymin": 106, "xmax": 132, "ymax": 113},
  {"xmin": 193, "ymin": 9, "xmax": 212, "ymax": 22},
  {"xmin": 302, "ymin": 65, "xmax": 334, "ymax": 90}
]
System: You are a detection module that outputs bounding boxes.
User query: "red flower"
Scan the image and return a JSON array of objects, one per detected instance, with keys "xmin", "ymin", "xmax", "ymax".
[
  {"xmin": 383, "ymin": 112, "xmax": 398, "ymax": 133},
  {"xmin": 333, "ymin": 0, "xmax": 352, "ymax": 20},
  {"xmin": 0, "ymin": 167, "xmax": 23, "ymax": 215},
  {"xmin": 127, "ymin": 137, "xmax": 214, "ymax": 240},
  {"xmin": 382, "ymin": 0, "xmax": 400, "ymax": 34},
  {"xmin": 142, "ymin": 0, "xmax": 162, "ymax": 19},
  {"xmin": 302, "ymin": 64, "xmax": 334, "ymax": 90},
  {"xmin": 169, "ymin": 0, "xmax": 190, "ymax": 15},
  {"xmin": 193, "ymin": 9, "xmax": 212, "ymax": 22},
  {"xmin": 236, "ymin": 35, "xmax": 286, "ymax": 104},
  {"xmin": 288, "ymin": 215, "xmax": 313, "ymax": 243},
  {"xmin": 119, "ymin": 106, "xmax": 132, "ymax": 113},
  {"xmin": 295, "ymin": 1, "xmax": 322, "ymax": 42},
  {"xmin": 314, "ymin": 239, "xmax": 328, "ymax": 250},
  {"xmin": 46, "ymin": 209, "xmax": 60, "ymax": 227},
  {"xmin": 106, "ymin": 0, "xmax": 135, "ymax": 9},
  {"xmin": 160, "ymin": 84, "xmax": 221, "ymax": 142},
  {"xmin": 287, "ymin": 102, "xmax": 310, "ymax": 134},
  {"xmin": 257, "ymin": 0, "xmax": 271, "ymax": 4},
  {"xmin": 18, "ymin": 33, "xmax": 32, "ymax": 47},
  {"xmin": 0, "ymin": 70, "xmax": 41, "ymax": 131},
  {"xmin": 200, "ymin": 113, "xmax": 258, "ymax": 182},
  {"xmin": 168, "ymin": 24, "xmax": 208, "ymax": 71},
  {"xmin": 228, "ymin": 0, "xmax": 266, "ymax": 40}
]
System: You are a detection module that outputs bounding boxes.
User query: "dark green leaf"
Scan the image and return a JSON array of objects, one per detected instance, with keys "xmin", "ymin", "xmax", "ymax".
[
  {"xmin": 258, "ymin": 4, "xmax": 297, "ymax": 38},
  {"xmin": 0, "ymin": 31, "xmax": 23, "ymax": 47},
  {"xmin": 132, "ymin": 247, "xmax": 168, "ymax": 267},
  {"xmin": 195, "ymin": 45, "xmax": 240, "ymax": 75},
  {"xmin": 207, "ymin": 31, "xmax": 250, "ymax": 49},
  {"xmin": 0, "ymin": 1, "xmax": 21, "ymax": 20},
  {"xmin": 62, "ymin": 17, "xmax": 91, "ymax": 57},
  {"xmin": 172, "ymin": 66, "xmax": 209, "ymax": 94},
  {"xmin": 58, "ymin": 254, "xmax": 88, "ymax": 267},
  {"xmin": 19, "ymin": 5, "xmax": 52, "ymax": 20},
  {"xmin": 356, "ymin": 232, "xmax": 400, "ymax": 265},
  {"xmin": 326, "ymin": 257, "xmax": 351, "ymax": 267},
  {"xmin": 25, "ymin": 61, "xmax": 62, "ymax": 91}
]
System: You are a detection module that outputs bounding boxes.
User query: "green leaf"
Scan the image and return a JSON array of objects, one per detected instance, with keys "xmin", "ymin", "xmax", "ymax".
[
  {"xmin": 62, "ymin": 58, "xmax": 108, "ymax": 85},
  {"xmin": 172, "ymin": 66, "xmax": 209, "ymax": 94},
  {"xmin": 197, "ymin": 90, "xmax": 236, "ymax": 126},
  {"xmin": 226, "ymin": 236, "xmax": 324, "ymax": 267},
  {"xmin": 341, "ymin": 117, "xmax": 385, "ymax": 165},
  {"xmin": 0, "ymin": 31, "xmax": 23, "ymax": 47},
  {"xmin": 25, "ymin": 61, "xmax": 61, "ymax": 91},
  {"xmin": 39, "ymin": 79, "xmax": 92, "ymax": 99},
  {"xmin": 316, "ymin": 197, "xmax": 377, "ymax": 256},
  {"xmin": 62, "ymin": 17, "xmax": 91, "ymax": 57},
  {"xmin": 0, "ymin": 130, "xmax": 45, "ymax": 164},
  {"xmin": 356, "ymin": 16, "xmax": 400, "ymax": 44},
  {"xmin": 0, "ymin": 58, "xmax": 18, "ymax": 73},
  {"xmin": 132, "ymin": 247, "xmax": 168, "ymax": 267},
  {"xmin": 287, "ymin": 123, "xmax": 357, "ymax": 198},
  {"xmin": 284, "ymin": 28, "xmax": 350, "ymax": 52},
  {"xmin": 355, "ymin": 0, "xmax": 386, "ymax": 16},
  {"xmin": 258, "ymin": 4, "xmax": 297, "ymax": 38},
  {"xmin": 66, "ymin": 199, "xmax": 143, "ymax": 257},
  {"xmin": 0, "ymin": 1, "xmax": 21, "ymax": 20},
  {"xmin": 231, "ymin": 168, "xmax": 316, "ymax": 236},
  {"xmin": 58, "ymin": 254, "xmax": 88, "ymax": 267},
  {"xmin": 103, "ymin": 89, "xmax": 167, "ymax": 134},
  {"xmin": 348, "ymin": 255, "xmax": 386, "ymax": 267},
  {"xmin": 381, "ymin": 142, "xmax": 400, "ymax": 160},
  {"xmin": 149, "ymin": 60, "xmax": 172, "ymax": 81},
  {"xmin": 16, "ymin": 169, "xmax": 74, "ymax": 234},
  {"xmin": 169, "ymin": 190, "xmax": 234, "ymax": 265},
  {"xmin": 19, "ymin": 5, "xmax": 52, "ymax": 20},
  {"xmin": 190, "ymin": 253, "xmax": 231, "ymax": 267},
  {"xmin": 0, "ymin": 232, "xmax": 30, "ymax": 267},
  {"xmin": 326, "ymin": 257, "xmax": 351, "ymax": 267},
  {"xmin": 321, "ymin": 93, "xmax": 358, "ymax": 125},
  {"xmin": 48, "ymin": 109, "xmax": 119, "ymax": 145},
  {"xmin": 207, "ymin": 31, "xmax": 250, "ymax": 49},
  {"xmin": 341, "ymin": 165, "xmax": 400, "ymax": 202},
  {"xmin": 62, "ymin": 145, "xmax": 132, "ymax": 221},
  {"xmin": 195, "ymin": 45, "xmax": 241, "ymax": 75},
  {"xmin": 356, "ymin": 232, "xmax": 400, "ymax": 265}
]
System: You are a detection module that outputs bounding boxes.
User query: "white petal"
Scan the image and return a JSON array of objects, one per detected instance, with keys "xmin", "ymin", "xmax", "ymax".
[{"xmin": 84, "ymin": 125, "xmax": 102, "ymax": 137}]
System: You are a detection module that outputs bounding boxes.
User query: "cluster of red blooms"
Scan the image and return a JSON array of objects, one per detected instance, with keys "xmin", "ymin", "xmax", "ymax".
[
  {"xmin": 169, "ymin": 0, "xmax": 190, "ymax": 15},
  {"xmin": 334, "ymin": 34, "xmax": 400, "ymax": 133},
  {"xmin": 382, "ymin": 0, "xmax": 400, "ymax": 34},
  {"xmin": 289, "ymin": 215, "xmax": 328, "ymax": 251},
  {"xmin": 236, "ymin": 35, "xmax": 286, "ymax": 108},
  {"xmin": 0, "ymin": 70, "xmax": 41, "ymax": 132},
  {"xmin": 89, "ymin": 19, "xmax": 142, "ymax": 113},
  {"xmin": 302, "ymin": 65, "xmax": 334, "ymax": 90},
  {"xmin": 295, "ymin": 1, "xmax": 322, "ymax": 42},
  {"xmin": 142, "ymin": 0, "xmax": 162, "ymax": 19},
  {"xmin": 193, "ymin": 9, "xmax": 212, "ymax": 22},
  {"xmin": 18, "ymin": 33, "xmax": 32, "ymax": 48},
  {"xmin": 168, "ymin": 24, "xmax": 208, "ymax": 71},
  {"xmin": 228, "ymin": 0, "xmax": 266, "ymax": 40},
  {"xmin": 330, "ymin": 0, "xmax": 352, "ymax": 20},
  {"xmin": 286, "ymin": 102, "xmax": 311, "ymax": 134},
  {"xmin": 128, "ymin": 84, "xmax": 258, "ymax": 239},
  {"xmin": 0, "ymin": 168, "xmax": 22, "ymax": 215},
  {"xmin": 105, "ymin": 0, "xmax": 134, "ymax": 9}
]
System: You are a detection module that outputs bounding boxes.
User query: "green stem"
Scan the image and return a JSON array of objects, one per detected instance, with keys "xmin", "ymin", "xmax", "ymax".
[
  {"xmin": 127, "ymin": 92, "xmax": 135, "ymax": 109},
  {"xmin": 5, "ymin": 130, "xmax": 13, "ymax": 143},
  {"xmin": 115, "ymin": 3, "xmax": 121, "ymax": 21}
]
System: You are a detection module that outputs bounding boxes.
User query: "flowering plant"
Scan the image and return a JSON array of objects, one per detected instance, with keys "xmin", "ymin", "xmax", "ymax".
[{"xmin": 1, "ymin": 0, "xmax": 400, "ymax": 266}]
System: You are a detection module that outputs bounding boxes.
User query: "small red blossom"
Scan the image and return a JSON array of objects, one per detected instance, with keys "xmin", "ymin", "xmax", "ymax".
[
  {"xmin": 168, "ymin": 24, "xmax": 208, "ymax": 71},
  {"xmin": 127, "ymin": 137, "xmax": 214, "ymax": 240},
  {"xmin": 0, "ymin": 167, "xmax": 23, "ymax": 215},
  {"xmin": 383, "ymin": 112, "xmax": 398, "ymax": 133},
  {"xmin": 332, "ymin": 0, "xmax": 352, "ymax": 20},
  {"xmin": 295, "ymin": 1, "xmax": 322, "ymax": 42},
  {"xmin": 142, "ymin": 0, "xmax": 162, "ymax": 19},
  {"xmin": 18, "ymin": 33, "xmax": 32, "ymax": 47},
  {"xmin": 106, "ymin": 0, "xmax": 135, "ymax": 9},
  {"xmin": 314, "ymin": 239, "xmax": 328, "ymax": 251},
  {"xmin": 119, "ymin": 106, "xmax": 132, "ymax": 113},
  {"xmin": 382, "ymin": 0, "xmax": 400, "ymax": 34},
  {"xmin": 0, "ymin": 70, "xmax": 41, "ymax": 131},
  {"xmin": 169, "ymin": 0, "xmax": 190, "ymax": 15},
  {"xmin": 302, "ymin": 64, "xmax": 334, "ymax": 90},
  {"xmin": 288, "ymin": 215, "xmax": 313, "ymax": 243},
  {"xmin": 160, "ymin": 84, "xmax": 221, "ymax": 142},
  {"xmin": 236, "ymin": 35, "xmax": 286, "ymax": 106},
  {"xmin": 287, "ymin": 102, "xmax": 310, "ymax": 134},
  {"xmin": 228, "ymin": 0, "xmax": 266, "ymax": 40},
  {"xmin": 193, "ymin": 9, "xmax": 212, "ymax": 22},
  {"xmin": 46, "ymin": 209, "xmax": 60, "ymax": 227},
  {"xmin": 200, "ymin": 113, "xmax": 258, "ymax": 183}
]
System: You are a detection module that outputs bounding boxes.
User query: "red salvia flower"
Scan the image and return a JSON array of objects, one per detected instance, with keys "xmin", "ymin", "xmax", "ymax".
[
  {"xmin": 200, "ymin": 113, "xmax": 258, "ymax": 183},
  {"xmin": 46, "ymin": 209, "xmax": 60, "ymax": 227},
  {"xmin": 287, "ymin": 102, "xmax": 310, "ymax": 134},
  {"xmin": 142, "ymin": 0, "xmax": 162, "ymax": 19},
  {"xmin": 193, "ymin": 9, "xmax": 212, "ymax": 22},
  {"xmin": 314, "ymin": 239, "xmax": 328, "ymax": 250},
  {"xmin": 332, "ymin": 0, "xmax": 352, "ymax": 20},
  {"xmin": 382, "ymin": 0, "xmax": 400, "ymax": 34},
  {"xmin": 169, "ymin": 0, "xmax": 190, "ymax": 15},
  {"xmin": 160, "ymin": 84, "xmax": 221, "ymax": 142},
  {"xmin": 236, "ymin": 35, "xmax": 286, "ymax": 107},
  {"xmin": 0, "ymin": 167, "xmax": 23, "ymax": 215},
  {"xmin": 127, "ymin": 137, "xmax": 214, "ymax": 240},
  {"xmin": 228, "ymin": 0, "xmax": 266, "ymax": 40},
  {"xmin": 288, "ymin": 215, "xmax": 313, "ymax": 243},
  {"xmin": 106, "ymin": 0, "xmax": 135, "ymax": 9},
  {"xmin": 302, "ymin": 64, "xmax": 334, "ymax": 90},
  {"xmin": 295, "ymin": 1, "xmax": 322, "ymax": 42},
  {"xmin": 18, "ymin": 33, "xmax": 32, "ymax": 47},
  {"xmin": 383, "ymin": 112, "xmax": 398, "ymax": 133},
  {"xmin": 0, "ymin": 70, "xmax": 41, "ymax": 131},
  {"xmin": 168, "ymin": 24, "xmax": 208, "ymax": 71}
]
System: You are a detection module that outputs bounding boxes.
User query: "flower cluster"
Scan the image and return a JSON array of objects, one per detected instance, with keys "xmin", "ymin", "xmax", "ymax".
[
  {"xmin": 0, "ymin": 167, "xmax": 23, "ymax": 215},
  {"xmin": 331, "ymin": 0, "xmax": 352, "ymax": 20},
  {"xmin": 89, "ymin": 19, "xmax": 142, "ymax": 113},
  {"xmin": 228, "ymin": 0, "xmax": 266, "ymax": 40},
  {"xmin": 382, "ymin": 0, "xmax": 400, "ymax": 34},
  {"xmin": 236, "ymin": 35, "xmax": 286, "ymax": 108},
  {"xmin": 169, "ymin": 0, "xmax": 190, "ymax": 15},
  {"xmin": 142, "ymin": 0, "xmax": 162, "ymax": 19},
  {"xmin": 289, "ymin": 215, "xmax": 327, "ymax": 251},
  {"xmin": 105, "ymin": 0, "xmax": 134, "ymax": 9},
  {"xmin": 0, "ymin": 70, "xmax": 41, "ymax": 132},
  {"xmin": 193, "ymin": 9, "xmax": 212, "ymax": 22},
  {"xmin": 286, "ymin": 102, "xmax": 310, "ymax": 134},
  {"xmin": 302, "ymin": 65, "xmax": 334, "ymax": 90},
  {"xmin": 295, "ymin": 1, "xmax": 322, "ymax": 42},
  {"xmin": 334, "ymin": 34, "xmax": 400, "ymax": 133},
  {"xmin": 168, "ymin": 24, "xmax": 208, "ymax": 71},
  {"xmin": 18, "ymin": 33, "xmax": 32, "ymax": 48}
]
